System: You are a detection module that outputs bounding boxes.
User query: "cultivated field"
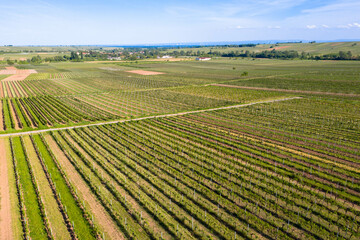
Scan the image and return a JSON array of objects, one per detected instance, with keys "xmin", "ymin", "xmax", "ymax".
[
  {"xmin": 0, "ymin": 57, "xmax": 359, "ymax": 240},
  {"xmin": 170, "ymin": 41, "xmax": 360, "ymax": 55}
]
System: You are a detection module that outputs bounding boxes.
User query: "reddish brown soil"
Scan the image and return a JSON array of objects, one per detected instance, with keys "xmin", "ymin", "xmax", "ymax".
[
  {"xmin": 0, "ymin": 67, "xmax": 37, "ymax": 81},
  {"xmin": 5, "ymin": 67, "xmax": 17, "ymax": 70},
  {"xmin": 126, "ymin": 70, "xmax": 165, "ymax": 75},
  {"xmin": 0, "ymin": 138, "xmax": 12, "ymax": 240},
  {"xmin": 0, "ymin": 101, "xmax": 3, "ymax": 131},
  {"xmin": 0, "ymin": 82, "xmax": 3, "ymax": 98},
  {"xmin": 145, "ymin": 58, "xmax": 189, "ymax": 62}
]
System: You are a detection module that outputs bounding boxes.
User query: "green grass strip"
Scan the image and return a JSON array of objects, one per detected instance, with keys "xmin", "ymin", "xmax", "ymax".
[
  {"xmin": 11, "ymin": 137, "xmax": 48, "ymax": 239},
  {"xmin": 32, "ymin": 134, "xmax": 97, "ymax": 240},
  {"xmin": 3, "ymin": 98, "xmax": 14, "ymax": 129}
]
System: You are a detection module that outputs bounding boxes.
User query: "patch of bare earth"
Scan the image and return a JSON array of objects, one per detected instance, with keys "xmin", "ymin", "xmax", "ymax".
[
  {"xmin": 125, "ymin": 70, "xmax": 165, "ymax": 75},
  {"xmin": 44, "ymin": 135, "xmax": 125, "ymax": 240},
  {"xmin": 0, "ymin": 138, "xmax": 12, "ymax": 240},
  {"xmin": 0, "ymin": 101, "xmax": 3, "ymax": 131},
  {"xmin": 0, "ymin": 82, "xmax": 3, "ymax": 98},
  {"xmin": 5, "ymin": 67, "xmax": 17, "ymax": 71},
  {"xmin": 0, "ymin": 67, "xmax": 37, "ymax": 81},
  {"xmin": 211, "ymin": 84, "xmax": 360, "ymax": 97},
  {"xmin": 145, "ymin": 58, "xmax": 190, "ymax": 62}
]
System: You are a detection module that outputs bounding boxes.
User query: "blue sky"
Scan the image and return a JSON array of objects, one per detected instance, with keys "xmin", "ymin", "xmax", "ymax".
[{"xmin": 0, "ymin": 0, "xmax": 359, "ymax": 45}]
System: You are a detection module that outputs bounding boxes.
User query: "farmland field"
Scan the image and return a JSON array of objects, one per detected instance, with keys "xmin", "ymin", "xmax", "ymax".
[{"xmin": 0, "ymin": 57, "xmax": 359, "ymax": 240}]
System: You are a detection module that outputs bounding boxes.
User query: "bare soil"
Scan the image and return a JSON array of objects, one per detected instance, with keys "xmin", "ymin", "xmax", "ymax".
[
  {"xmin": 0, "ymin": 101, "xmax": 3, "ymax": 131},
  {"xmin": 145, "ymin": 58, "xmax": 190, "ymax": 62},
  {"xmin": 126, "ymin": 70, "xmax": 165, "ymax": 75},
  {"xmin": 5, "ymin": 67, "xmax": 17, "ymax": 70},
  {"xmin": 0, "ymin": 67, "xmax": 37, "ymax": 81},
  {"xmin": 0, "ymin": 82, "xmax": 3, "ymax": 98},
  {"xmin": 0, "ymin": 138, "xmax": 12, "ymax": 240}
]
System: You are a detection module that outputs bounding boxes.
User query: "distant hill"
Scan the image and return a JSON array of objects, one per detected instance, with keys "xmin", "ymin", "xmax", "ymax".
[{"xmin": 164, "ymin": 41, "xmax": 360, "ymax": 56}]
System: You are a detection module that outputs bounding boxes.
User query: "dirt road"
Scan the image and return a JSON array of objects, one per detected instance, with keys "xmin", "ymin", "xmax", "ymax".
[
  {"xmin": 0, "ymin": 97, "xmax": 302, "ymax": 138},
  {"xmin": 0, "ymin": 138, "xmax": 12, "ymax": 240}
]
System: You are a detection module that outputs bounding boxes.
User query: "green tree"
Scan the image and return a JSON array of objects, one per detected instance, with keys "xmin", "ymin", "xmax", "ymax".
[
  {"xmin": 241, "ymin": 71, "xmax": 248, "ymax": 76},
  {"xmin": 70, "ymin": 51, "xmax": 79, "ymax": 60}
]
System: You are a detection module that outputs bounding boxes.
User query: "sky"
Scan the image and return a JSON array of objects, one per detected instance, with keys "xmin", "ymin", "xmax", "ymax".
[{"xmin": 0, "ymin": 0, "xmax": 359, "ymax": 45}]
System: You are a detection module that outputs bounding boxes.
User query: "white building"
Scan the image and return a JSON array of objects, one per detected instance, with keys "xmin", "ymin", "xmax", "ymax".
[{"xmin": 196, "ymin": 57, "xmax": 211, "ymax": 61}]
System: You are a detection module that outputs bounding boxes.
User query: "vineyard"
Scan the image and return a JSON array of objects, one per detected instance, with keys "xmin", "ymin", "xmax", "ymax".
[{"xmin": 0, "ymin": 58, "xmax": 359, "ymax": 240}]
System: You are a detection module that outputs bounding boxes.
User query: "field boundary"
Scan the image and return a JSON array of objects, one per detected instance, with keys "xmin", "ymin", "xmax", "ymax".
[
  {"xmin": 210, "ymin": 84, "xmax": 360, "ymax": 97},
  {"xmin": 0, "ymin": 97, "xmax": 302, "ymax": 137},
  {"xmin": 0, "ymin": 138, "xmax": 12, "ymax": 240}
]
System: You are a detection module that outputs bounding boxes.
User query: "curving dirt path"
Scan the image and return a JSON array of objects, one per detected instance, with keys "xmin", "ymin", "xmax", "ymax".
[
  {"xmin": 0, "ymin": 138, "xmax": 12, "ymax": 240},
  {"xmin": 0, "ymin": 97, "xmax": 302, "ymax": 138}
]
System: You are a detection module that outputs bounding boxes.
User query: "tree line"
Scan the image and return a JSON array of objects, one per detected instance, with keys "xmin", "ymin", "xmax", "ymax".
[
  {"xmin": 174, "ymin": 49, "xmax": 360, "ymax": 60},
  {"xmin": 3, "ymin": 49, "xmax": 359, "ymax": 65}
]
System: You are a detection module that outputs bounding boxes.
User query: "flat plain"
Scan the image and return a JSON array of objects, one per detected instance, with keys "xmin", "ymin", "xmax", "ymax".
[{"xmin": 0, "ymin": 56, "xmax": 359, "ymax": 240}]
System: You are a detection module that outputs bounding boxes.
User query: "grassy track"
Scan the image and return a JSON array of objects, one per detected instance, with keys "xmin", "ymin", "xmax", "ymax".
[
  {"xmin": 22, "ymin": 135, "xmax": 71, "ymax": 240},
  {"xmin": 11, "ymin": 137, "xmax": 48, "ymax": 239},
  {"xmin": 31, "ymin": 134, "xmax": 97, "ymax": 240}
]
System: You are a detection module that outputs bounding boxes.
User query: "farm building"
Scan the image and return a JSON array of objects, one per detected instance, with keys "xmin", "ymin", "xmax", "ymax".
[{"xmin": 196, "ymin": 57, "xmax": 211, "ymax": 61}]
